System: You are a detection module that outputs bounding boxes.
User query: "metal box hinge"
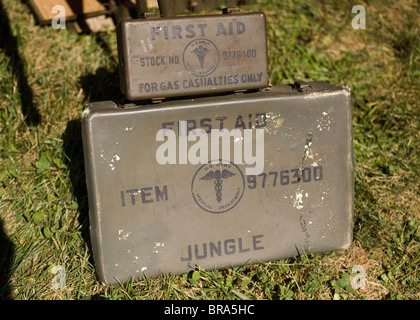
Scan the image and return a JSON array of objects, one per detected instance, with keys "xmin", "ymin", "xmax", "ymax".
[
  {"xmin": 151, "ymin": 98, "xmax": 165, "ymax": 103},
  {"xmin": 222, "ymin": 7, "xmax": 242, "ymax": 14},
  {"xmin": 233, "ymin": 89, "xmax": 247, "ymax": 95}
]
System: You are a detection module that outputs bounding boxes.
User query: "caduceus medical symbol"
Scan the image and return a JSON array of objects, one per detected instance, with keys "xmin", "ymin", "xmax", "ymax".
[
  {"xmin": 191, "ymin": 45, "xmax": 210, "ymax": 69},
  {"xmin": 200, "ymin": 169, "xmax": 235, "ymax": 203}
]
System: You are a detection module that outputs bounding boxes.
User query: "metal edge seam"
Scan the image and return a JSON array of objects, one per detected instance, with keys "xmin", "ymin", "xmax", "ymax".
[{"xmin": 81, "ymin": 109, "xmax": 108, "ymax": 284}]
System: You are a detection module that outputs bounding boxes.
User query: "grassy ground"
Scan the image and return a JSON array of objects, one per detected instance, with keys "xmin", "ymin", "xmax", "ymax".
[{"xmin": 0, "ymin": 0, "xmax": 419, "ymax": 300}]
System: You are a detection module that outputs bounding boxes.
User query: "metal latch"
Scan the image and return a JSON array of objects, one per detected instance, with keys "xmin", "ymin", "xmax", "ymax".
[
  {"xmin": 141, "ymin": 12, "xmax": 159, "ymax": 19},
  {"xmin": 294, "ymin": 80, "xmax": 312, "ymax": 92}
]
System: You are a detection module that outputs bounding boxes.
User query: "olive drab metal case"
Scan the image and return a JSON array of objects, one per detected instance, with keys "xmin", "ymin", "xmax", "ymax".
[
  {"xmin": 81, "ymin": 82, "xmax": 354, "ymax": 285},
  {"xmin": 117, "ymin": 11, "xmax": 269, "ymax": 101}
]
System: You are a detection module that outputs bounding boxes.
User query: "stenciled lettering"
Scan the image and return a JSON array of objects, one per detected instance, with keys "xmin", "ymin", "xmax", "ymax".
[
  {"xmin": 137, "ymin": 73, "xmax": 262, "ymax": 93},
  {"xmin": 181, "ymin": 234, "xmax": 264, "ymax": 261},
  {"xmin": 159, "ymin": 114, "xmax": 266, "ymax": 136},
  {"xmin": 151, "ymin": 24, "xmax": 208, "ymax": 40},
  {"xmin": 151, "ymin": 21, "xmax": 246, "ymax": 40},
  {"xmin": 247, "ymin": 166, "xmax": 324, "ymax": 189},
  {"xmin": 216, "ymin": 21, "xmax": 246, "ymax": 36},
  {"xmin": 120, "ymin": 185, "xmax": 168, "ymax": 207}
]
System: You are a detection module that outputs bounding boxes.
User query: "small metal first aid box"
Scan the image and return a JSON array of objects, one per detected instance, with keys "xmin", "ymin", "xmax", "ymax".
[{"xmin": 117, "ymin": 11, "xmax": 269, "ymax": 101}]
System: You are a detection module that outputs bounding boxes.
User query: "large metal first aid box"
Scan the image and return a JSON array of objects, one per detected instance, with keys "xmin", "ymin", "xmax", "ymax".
[{"xmin": 81, "ymin": 82, "xmax": 354, "ymax": 285}]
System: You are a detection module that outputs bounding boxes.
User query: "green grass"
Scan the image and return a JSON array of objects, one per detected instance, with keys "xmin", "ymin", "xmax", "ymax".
[{"xmin": 0, "ymin": 0, "xmax": 419, "ymax": 300}]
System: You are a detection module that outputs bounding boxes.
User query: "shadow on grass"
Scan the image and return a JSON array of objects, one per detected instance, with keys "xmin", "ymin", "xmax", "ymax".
[
  {"xmin": 62, "ymin": 119, "xmax": 92, "ymax": 256},
  {"xmin": 62, "ymin": 31, "xmax": 125, "ymax": 280},
  {"xmin": 0, "ymin": 0, "xmax": 40, "ymax": 126},
  {"xmin": 64, "ymin": 44, "xmax": 121, "ymax": 247},
  {"xmin": 352, "ymin": 174, "xmax": 382, "ymax": 249},
  {"xmin": 0, "ymin": 219, "xmax": 14, "ymax": 300},
  {"xmin": 80, "ymin": 66, "xmax": 123, "ymax": 103}
]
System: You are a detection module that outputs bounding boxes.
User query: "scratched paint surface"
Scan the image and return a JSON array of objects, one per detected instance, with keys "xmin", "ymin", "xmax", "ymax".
[{"xmin": 82, "ymin": 84, "xmax": 354, "ymax": 285}]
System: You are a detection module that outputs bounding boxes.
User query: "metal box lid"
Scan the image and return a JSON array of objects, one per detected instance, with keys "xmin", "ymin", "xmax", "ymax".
[
  {"xmin": 117, "ymin": 12, "xmax": 269, "ymax": 101},
  {"xmin": 81, "ymin": 82, "xmax": 354, "ymax": 285}
]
